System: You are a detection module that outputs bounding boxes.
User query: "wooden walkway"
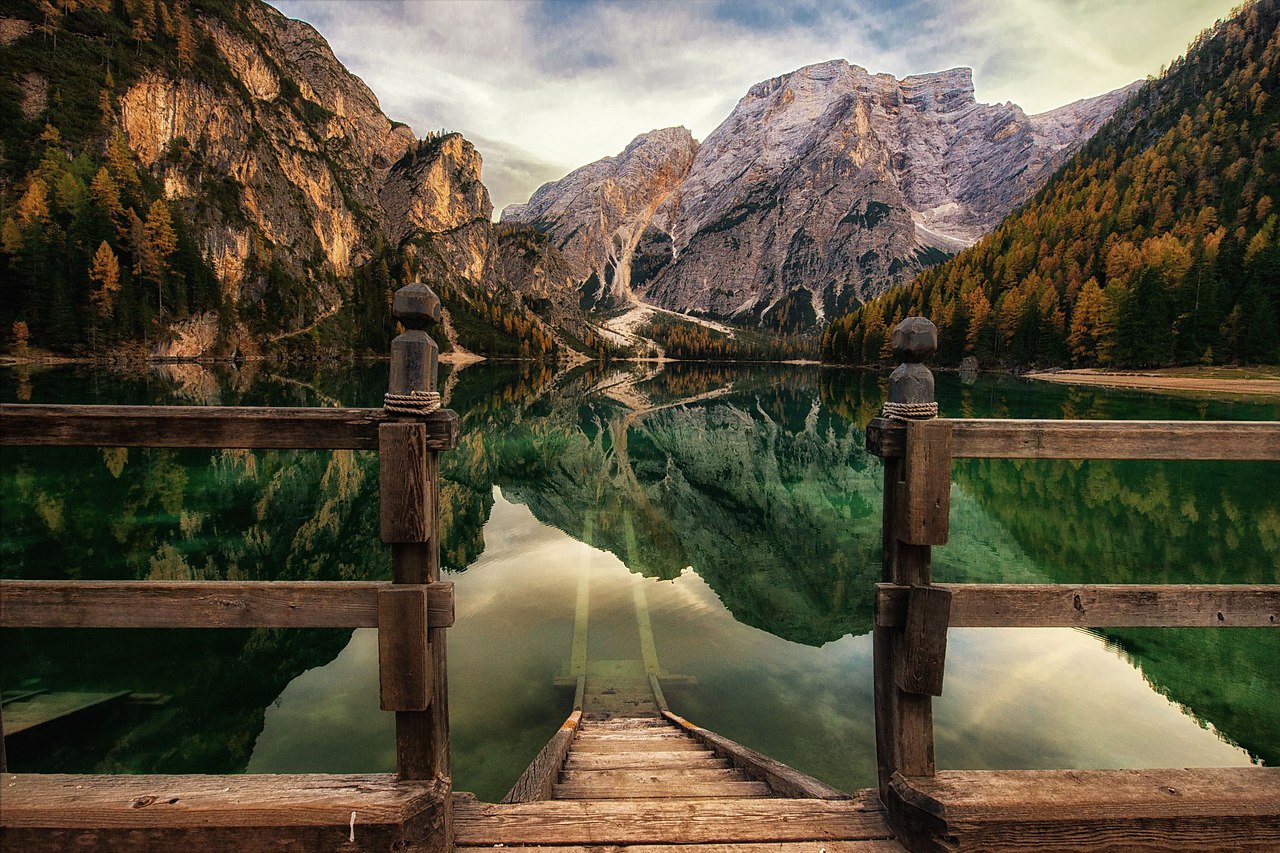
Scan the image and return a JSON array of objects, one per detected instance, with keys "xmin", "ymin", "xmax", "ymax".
[{"xmin": 454, "ymin": 571, "xmax": 907, "ymax": 851}]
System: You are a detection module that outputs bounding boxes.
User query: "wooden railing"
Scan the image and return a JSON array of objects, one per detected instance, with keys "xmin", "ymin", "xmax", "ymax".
[
  {"xmin": 0, "ymin": 284, "xmax": 459, "ymax": 852},
  {"xmin": 865, "ymin": 317, "xmax": 1280, "ymax": 851}
]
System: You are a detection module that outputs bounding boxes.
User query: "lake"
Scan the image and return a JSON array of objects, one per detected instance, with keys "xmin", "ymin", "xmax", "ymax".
[{"xmin": 1, "ymin": 360, "xmax": 1276, "ymax": 802}]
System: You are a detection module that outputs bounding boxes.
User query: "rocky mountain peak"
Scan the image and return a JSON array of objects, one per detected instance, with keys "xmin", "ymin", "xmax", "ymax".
[{"xmin": 506, "ymin": 58, "xmax": 1136, "ymax": 329}]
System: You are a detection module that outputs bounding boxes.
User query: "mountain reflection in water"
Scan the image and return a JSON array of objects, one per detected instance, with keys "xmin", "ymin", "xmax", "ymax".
[{"xmin": 1, "ymin": 360, "xmax": 1275, "ymax": 800}]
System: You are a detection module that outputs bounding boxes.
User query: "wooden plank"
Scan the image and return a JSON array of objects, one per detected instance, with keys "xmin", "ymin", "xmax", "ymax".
[
  {"xmin": 867, "ymin": 417, "xmax": 1280, "ymax": 461},
  {"xmin": 572, "ymin": 738, "xmax": 705, "ymax": 754},
  {"xmin": 455, "ymin": 844, "xmax": 907, "ymax": 853},
  {"xmin": 380, "ymin": 423, "xmax": 431, "ymax": 543},
  {"xmin": 558, "ymin": 769, "xmax": 751, "ymax": 787},
  {"xmin": 665, "ymin": 713, "xmax": 850, "ymax": 800},
  {"xmin": 0, "ymin": 773, "xmax": 450, "ymax": 852},
  {"xmin": 503, "ymin": 711, "xmax": 581, "ymax": 804},
  {"xmin": 378, "ymin": 587, "xmax": 432, "ymax": 712},
  {"xmin": 2, "ymin": 692, "xmax": 129, "ymax": 736},
  {"xmin": 0, "ymin": 404, "xmax": 459, "ymax": 451},
  {"xmin": 553, "ymin": 780, "xmax": 772, "ymax": 800},
  {"xmin": 891, "ymin": 768, "xmax": 1280, "ymax": 852},
  {"xmin": 565, "ymin": 752, "xmax": 728, "ymax": 771},
  {"xmin": 875, "ymin": 453, "xmax": 936, "ymax": 795},
  {"xmin": 0, "ymin": 580, "xmax": 454, "ymax": 629},
  {"xmin": 894, "ymin": 586, "xmax": 951, "ymax": 697},
  {"xmin": 876, "ymin": 583, "xmax": 1280, "ymax": 628},
  {"xmin": 452, "ymin": 794, "xmax": 895, "ymax": 845},
  {"xmin": 896, "ymin": 420, "xmax": 952, "ymax": 545}
]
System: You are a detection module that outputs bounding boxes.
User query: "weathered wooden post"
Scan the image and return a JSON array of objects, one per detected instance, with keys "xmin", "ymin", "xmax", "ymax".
[
  {"xmin": 867, "ymin": 317, "xmax": 953, "ymax": 806},
  {"xmin": 379, "ymin": 282, "xmax": 451, "ymax": 789}
]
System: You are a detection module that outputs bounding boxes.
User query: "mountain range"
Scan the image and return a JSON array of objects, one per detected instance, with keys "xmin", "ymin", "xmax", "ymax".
[{"xmin": 503, "ymin": 61, "xmax": 1136, "ymax": 331}]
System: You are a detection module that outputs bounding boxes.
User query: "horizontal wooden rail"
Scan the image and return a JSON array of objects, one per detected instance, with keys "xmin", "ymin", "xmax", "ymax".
[
  {"xmin": 0, "ymin": 580, "xmax": 454, "ymax": 629},
  {"xmin": 876, "ymin": 583, "xmax": 1279, "ymax": 628},
  {"xmin": 0, "ymin": 404, "xmax": 459, "ymax": 451},
  {"xmin": 867, "ymin": 418, "xmax": 1280, "ymax": 461}
]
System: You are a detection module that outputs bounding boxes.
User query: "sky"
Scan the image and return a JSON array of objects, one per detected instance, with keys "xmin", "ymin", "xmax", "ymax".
[{"xmin": 271, "ymin": 0, "xmax": 1240, "ymax": 216}]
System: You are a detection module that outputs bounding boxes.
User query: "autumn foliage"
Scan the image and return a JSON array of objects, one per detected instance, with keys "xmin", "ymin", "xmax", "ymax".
[{"xmin": 823, "ymin": 0, "xmax": 1280, "ymax": 368}]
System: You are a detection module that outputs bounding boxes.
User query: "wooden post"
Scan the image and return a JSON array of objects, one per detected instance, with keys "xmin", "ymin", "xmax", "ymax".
[
  {"xmin": 873, "ymin": 317, "xmax": 953, "ymax": 801},
  {"xmin": 379, "ymin": 283, "xmax": 450, "ymax": 785}
]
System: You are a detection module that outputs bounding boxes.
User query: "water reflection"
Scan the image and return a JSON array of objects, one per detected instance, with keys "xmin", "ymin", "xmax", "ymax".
[{"xmin": 1, "ymin": 361, "xmax": 1275, "ymax": 796}]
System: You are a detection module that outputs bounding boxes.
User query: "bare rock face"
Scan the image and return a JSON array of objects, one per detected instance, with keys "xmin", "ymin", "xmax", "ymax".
[
  {"xmin": 502, "ymin": 127, "xmax": 698, "ymax": 306},
  {"xmin": 505, "ymin": 60, "xmax": 1137, "ymax": 329},
  {"xmin": 117, "ymin": 1, "xmax": 494, "ymax": 332}
]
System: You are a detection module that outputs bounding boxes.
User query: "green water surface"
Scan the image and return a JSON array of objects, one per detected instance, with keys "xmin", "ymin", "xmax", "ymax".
[{"xmin": 1, "ymin": 361, "xmax": 1276, "ymax": 801}]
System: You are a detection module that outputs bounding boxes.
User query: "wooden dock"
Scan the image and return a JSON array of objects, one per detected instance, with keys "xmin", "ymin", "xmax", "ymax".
[{"xmin": 2, "ymin": 300, "xmax": 1278, "ymax": 851}]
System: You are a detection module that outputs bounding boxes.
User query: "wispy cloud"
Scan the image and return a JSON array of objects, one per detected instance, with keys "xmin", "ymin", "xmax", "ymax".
[{"xmin": 271, "ymin": 0, "xmax": 1238, "ymax": 214}]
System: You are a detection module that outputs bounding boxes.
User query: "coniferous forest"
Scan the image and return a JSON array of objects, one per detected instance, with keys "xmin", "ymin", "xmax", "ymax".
[{"xmin": 822, "ymin": 0, "xmax": 1280, "ymax": 368}]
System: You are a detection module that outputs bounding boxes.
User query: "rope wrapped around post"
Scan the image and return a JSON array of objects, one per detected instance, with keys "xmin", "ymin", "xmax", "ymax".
[{"xmin": 384, "ymin": 390, "xmax": 442, "ymax": 416}]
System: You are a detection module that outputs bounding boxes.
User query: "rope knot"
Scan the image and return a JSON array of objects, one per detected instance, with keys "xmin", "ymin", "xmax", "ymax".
[
  {"xmin": 383, "ymin": 390, "xmax": 441, "ymax": 416},
  {"xmin": 881, "ymin": 400, "xmax": 938, "ymax": 420}
]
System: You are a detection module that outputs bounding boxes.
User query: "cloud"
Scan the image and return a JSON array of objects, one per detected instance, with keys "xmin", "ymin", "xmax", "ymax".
[{"xmin": 270, "ymin": 0, "xmax": 1239, "ymax": 214}]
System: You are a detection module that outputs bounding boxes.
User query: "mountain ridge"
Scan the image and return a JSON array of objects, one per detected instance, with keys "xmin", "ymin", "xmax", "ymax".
[{"xmin": 503, "ymin": 59, "xmax": 1137, "ymax": 331}]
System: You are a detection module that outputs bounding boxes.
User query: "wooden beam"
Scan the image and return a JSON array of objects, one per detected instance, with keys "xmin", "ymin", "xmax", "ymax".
[
  {"xmin": 0, "ymin": 404, "xmax": 459, "ymax": 451},
  {"xmin": 889, "ymin": 768, "xmax": 1280, "ymax": 852},
  {"xmin": 664, "ymin": 712, "xmax": 850, "ymax": 800},
  {"xmin": 0, "ymin": 773, "xmax": 450, "ymax": 852},
  {"xmin": 897, "ymin": 419, "xmax": 952, "ymax": 545},
  {"xmin": 378, "ymin": 587, "xmax": 433, "ymax": 712},
  {"xmin": 380, "ymin": 423, "xmax": 432, "ymax": 543},
  {"xmin": 452, "ymin": 793, "xmax": 894, "ymax": 845},
  {"xmin": 503, "ymin": 711, "xmax": 581, "ymax": 803},
  {"xmin": 0, "ymin": 580, "xmax": 454, "ymax": 629},
  {"xmin": 894, "ymin": 585, "xmax": 951, "ymax": 697},
  {"xmin": 867, "ymin": 418, "xmax": 1280, "ymax": 461},
  {"xmin": 876, "ymin": 583, "xmax": 1280, "ymax": 628}
]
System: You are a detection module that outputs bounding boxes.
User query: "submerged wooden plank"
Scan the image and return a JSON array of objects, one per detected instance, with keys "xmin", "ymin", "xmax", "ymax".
[
  {"xmin": 0, "ymin": 404, "xmax": 459, "ymax": 450},
  {"xmin": 868, "ymin": 418, "xmax": 1280, "ymax": 461},
  {"xmin": 2, "ymin": 692, "xmax": 129, "ymax": 736},
  {"xmin": 876, "ymin": 583, "xmax": 1280, "ymax": 628},
  {"xmin": 0, "ymin": 773, "xmax": 450, "ymax": 852},
  {"xmin": 452, "ymin": 795, "xmax": 893, "ymax": 845},
  {"xmin": 892, "ymin": 768, "xmax": 1280, "ymax": 852},
  {"xmin": 0, "ymin": 580, "xmax": 454, "ymax": 629}
]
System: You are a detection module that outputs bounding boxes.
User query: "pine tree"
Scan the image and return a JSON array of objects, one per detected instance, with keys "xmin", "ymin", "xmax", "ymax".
[
  {"xmin": 16, "ymin": 179, "xmax": 50, "ymax": 225},
  {"xmin": 89, "ymin": 241, "xmax": 121, "ymax": 317},
  {"xmin": 142, "ymin": 200, "xmax": 177, "ymax": 315},
  {"xmin": 176, "ymin": 6, "xmax": 197, "ymax": 70}
]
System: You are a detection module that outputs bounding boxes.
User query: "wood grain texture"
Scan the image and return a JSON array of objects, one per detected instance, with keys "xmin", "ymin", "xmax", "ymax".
[
  {"xmin": 503, "ymin": 712, "xmax": 581, "ymax": 804},
  {"xmin": 664, "ymin": 712, "xmax": 850, "ymax": 800},
  {"xmin": 455, "ymin": 844, "xmax": 906, "ymax": 853},
  {"xmin": 891, "ymin": 768, "xmax": 1280, "ymax": 852},
  {"xmin": 897, "ymin": 420, "xmax": 952, "ymax": 546},
  {"xmin": 0, "ymin": 404, "xmax": 458, "ymax": 451},
  {"xmin": 380, "ymin": 422, "xmax": 431, "ymax": 543},
  {"xmin": 553, "ymin": 781, "xmax": 772, "ymax": 800},
  {"xmin": 875, "ymin": 583, "xmax": 1280, "ymax": 628},
  {"xmin": 564, "ymin": 752, "xmax": 728, "ymax": 771},
  {"xmin": 0, "ymin": 580, "xmax": 454, "ymax": 629},
  {"xmin": 894, "ymin": 586, "xmax": 951, "ymax": 697},
  {"xmin": 452, "ymin": 794, "xmax": 894, "ymax": 845},
  {"xmin": 867, "ymin": 417, "xmax": 1280, "ymax": 461},
  {"xmin": 378, "ymin": 587, "xmax": 432, "ymax": 712},
  {"xmin": 0, "ymin": 773, "xmax": 449, "ymax": 852}
]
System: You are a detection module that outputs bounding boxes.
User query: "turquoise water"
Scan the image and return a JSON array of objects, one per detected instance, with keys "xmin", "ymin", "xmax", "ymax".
[{"xmin": 1, "ymin": 361, "xmax": 1276, "ymax": 801}]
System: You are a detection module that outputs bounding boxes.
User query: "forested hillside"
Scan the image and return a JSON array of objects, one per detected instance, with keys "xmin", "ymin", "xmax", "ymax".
[
  {"xmin": 822, "ymin": 0, "xmax": 1280, "ymax": 368},
  {"xmin": 0, "ymin": 0, "xmax": 599, "ymax": 360}
]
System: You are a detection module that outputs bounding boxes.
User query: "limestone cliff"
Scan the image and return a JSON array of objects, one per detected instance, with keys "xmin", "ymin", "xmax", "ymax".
[{"xmin": 503, "ymin": 61, "xmax": 1137, "ymax": 330}]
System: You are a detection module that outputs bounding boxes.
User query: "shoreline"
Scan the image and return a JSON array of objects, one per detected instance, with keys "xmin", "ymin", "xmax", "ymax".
[{"xmin": 1025, "ymin": 368, "xmax": 1280, "ymax": 399}]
